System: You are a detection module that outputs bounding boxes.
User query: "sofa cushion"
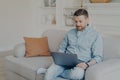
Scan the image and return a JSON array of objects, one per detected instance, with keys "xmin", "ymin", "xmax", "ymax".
[
  {"xmin": 5, "ymin": 56, "xmax": 53, "ymax": 80},
  {"xmin": 14, "ymin": 43, "xmax": 25, "ymax": 57},
  {"xmin": 42, "ymin": 30, "xmax": 67, "ymax": 52},
  {"xmin": 24, "ymin": 37, "xmax": 51, "ymax": 57}
]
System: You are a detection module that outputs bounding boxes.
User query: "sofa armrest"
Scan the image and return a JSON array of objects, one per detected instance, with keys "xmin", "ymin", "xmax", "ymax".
[
  {"xmin": 85, "ymin": 58, "xmax": 120, "ymax": 80},
  {"xmin": 14, "ymin": 43, "xmax": 25, "ymax": 57}
]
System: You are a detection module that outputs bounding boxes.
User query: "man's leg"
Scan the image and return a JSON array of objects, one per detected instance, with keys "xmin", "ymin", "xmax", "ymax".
[
  {"xmin": 44, "ymin": 63, "xmax": 67, "ymax": 80},
  {"xmin": 61, "ymin": 67, "xmax": 85, "ymax": 80}
]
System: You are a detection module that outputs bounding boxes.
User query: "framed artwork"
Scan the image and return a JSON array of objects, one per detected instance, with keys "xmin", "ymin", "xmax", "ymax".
[
  {"xmin": 44, "ymin": 0, "xmax": 56, "ymax": 7},
  {"xmin": 63, "ymin": 8, "xmax": 79, "ymax": 26},
  {"xmin": 41, "ymin": 14, "xmax": 56, "ymax": 25}
]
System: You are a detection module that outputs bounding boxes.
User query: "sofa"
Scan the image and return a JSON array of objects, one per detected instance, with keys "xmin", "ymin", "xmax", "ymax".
[{"xmin": 5, "ymin": 29, "xmax": 120, "ymax": 80}]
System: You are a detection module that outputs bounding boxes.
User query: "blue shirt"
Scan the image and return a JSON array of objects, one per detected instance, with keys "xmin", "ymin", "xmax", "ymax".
[{"xmin": 58, "ymin": 25, "xmax": 103, "ymax": 63}]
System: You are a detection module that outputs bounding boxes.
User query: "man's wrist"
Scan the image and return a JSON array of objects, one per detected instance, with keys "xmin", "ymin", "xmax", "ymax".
[{"xmin": 85, "ymin": 63, "xmax": 89, "ymax": 68}]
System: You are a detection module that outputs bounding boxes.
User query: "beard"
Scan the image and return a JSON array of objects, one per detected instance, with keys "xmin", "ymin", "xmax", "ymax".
[{"xmin": 76, "ymin": 26, "xmax": 85, "ymax": 31}]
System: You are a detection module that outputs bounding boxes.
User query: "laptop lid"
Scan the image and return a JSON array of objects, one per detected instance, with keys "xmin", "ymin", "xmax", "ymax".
[{"xmin": 51, "ymin": 52, "xmax": 79, "ymax": 69}]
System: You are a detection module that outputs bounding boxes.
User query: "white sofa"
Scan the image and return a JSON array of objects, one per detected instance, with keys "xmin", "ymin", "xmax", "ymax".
[{"xmin": 5, "ymin": 29, "xmax": 120, "ymax": 80}]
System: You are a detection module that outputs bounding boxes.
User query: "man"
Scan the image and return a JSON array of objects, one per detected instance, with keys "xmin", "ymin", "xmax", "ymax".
[{"xmin": 44, "ymin": 9, "xmax": 103, "ymax": 80}]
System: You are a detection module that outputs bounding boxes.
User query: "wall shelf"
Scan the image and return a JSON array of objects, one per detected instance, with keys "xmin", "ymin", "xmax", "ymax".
[{"xmin": 40, "ymin": 7, "xmax": 56, "ymax": 9}]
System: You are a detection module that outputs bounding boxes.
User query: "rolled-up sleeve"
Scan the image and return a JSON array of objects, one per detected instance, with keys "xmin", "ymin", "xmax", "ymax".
[
  {"xmin": 58, "ymin": 34, "xmax": 68, "ymax": 53},
  {"xmin": 91, "ymin": 34, "xmax": 103, "ymax": 63}
]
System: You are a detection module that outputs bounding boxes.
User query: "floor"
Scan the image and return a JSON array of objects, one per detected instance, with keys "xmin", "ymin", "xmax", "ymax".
[
  {"xmin": 0, "ymin": 50, "xmax": 13, "ymax": 80},
  {"xmin": 0, "ymin": 58, "xmax": 5, "ymax": 80}
]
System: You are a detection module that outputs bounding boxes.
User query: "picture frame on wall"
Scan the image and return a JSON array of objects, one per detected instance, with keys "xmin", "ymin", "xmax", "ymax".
[
  {"xmin": 44, "ymin": 0, "xmax": 56, "ymax": 7},
  {"xmin": 41, "ymin": 14, "xmax": 56, "ymax": 25},
  {"xmin": 64, "ymin": 8, "xmax": 78, "ymax": 26}
]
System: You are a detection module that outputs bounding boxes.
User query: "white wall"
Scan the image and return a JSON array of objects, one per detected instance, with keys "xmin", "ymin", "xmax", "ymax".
[{"xmin": 0, "ymin": 0, "xmax": 38, "ymax": 51}]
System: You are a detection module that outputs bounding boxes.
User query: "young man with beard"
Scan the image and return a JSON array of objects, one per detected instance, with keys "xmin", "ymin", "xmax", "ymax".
[{"xmin": 44, "ymin": 9, "xmax": 103, "ymax": 80}]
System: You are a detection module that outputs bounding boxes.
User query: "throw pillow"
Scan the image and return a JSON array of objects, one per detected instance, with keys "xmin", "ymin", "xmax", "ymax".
[{"xmin": 24, "ymin": 37, "xmax": 51, "ymax": 57}]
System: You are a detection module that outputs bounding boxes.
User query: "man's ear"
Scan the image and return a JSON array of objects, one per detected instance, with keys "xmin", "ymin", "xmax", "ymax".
[
  {"xmin": 87, "ymin": 18, "xmax": 89, "ymax": 23},
  {"xmin": 86, "ymin": 18, "xmax": 89, "ymax": 24}
]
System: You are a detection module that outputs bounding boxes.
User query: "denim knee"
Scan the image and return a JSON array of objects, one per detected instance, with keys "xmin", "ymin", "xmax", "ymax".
[{"xmin": 44, "ymin": 63, "xmax": 64, "ymax": 80}]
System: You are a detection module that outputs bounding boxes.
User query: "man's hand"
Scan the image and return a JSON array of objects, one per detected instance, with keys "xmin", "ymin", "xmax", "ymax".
[{"xmin": 76, "ymin": 62, "xmax": 88, "ymax": 70}]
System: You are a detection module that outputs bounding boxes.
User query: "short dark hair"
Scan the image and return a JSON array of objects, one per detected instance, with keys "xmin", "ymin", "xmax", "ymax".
[{"xmin": 74, "ymin": 9, "xmax": 89, "ymax": 18}]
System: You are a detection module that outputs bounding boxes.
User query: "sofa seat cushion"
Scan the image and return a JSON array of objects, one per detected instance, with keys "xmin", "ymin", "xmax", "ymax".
[
  {"xmin": 36, "ymin": 74, "xmax": 44, "ymax": 80},
  {"xmin": 5, "ymin": 56, "xmax": 53, "ymax": 80}
]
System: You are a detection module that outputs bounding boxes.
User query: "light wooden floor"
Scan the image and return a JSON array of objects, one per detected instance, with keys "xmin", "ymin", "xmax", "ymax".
[
  {"xmin": 0, "ymin": 58, "xmax": 6, "ymax": 80},
  {"xmin": 0, "ymin": 50, "xmax": 13, "ymax": 80}
]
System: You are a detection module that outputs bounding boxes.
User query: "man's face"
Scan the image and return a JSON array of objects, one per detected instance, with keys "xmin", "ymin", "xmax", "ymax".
[{"xmin": 74, "ymin": 15, "xmax": 89, "ymax": 31}]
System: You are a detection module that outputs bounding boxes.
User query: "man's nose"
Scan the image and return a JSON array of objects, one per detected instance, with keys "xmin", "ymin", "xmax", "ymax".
[{"xmin": 76, "ymin": 22, "xmax": 81, "ymax": 26}]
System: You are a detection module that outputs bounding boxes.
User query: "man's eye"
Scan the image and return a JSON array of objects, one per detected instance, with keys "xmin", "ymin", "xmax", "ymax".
[
  {"xmin": 79, "ymin": 21, "xmax": 82, "ymax": 23},
  {"xmin": 75, "ymin": 21, "xmax": 77, "ymax": 23}
]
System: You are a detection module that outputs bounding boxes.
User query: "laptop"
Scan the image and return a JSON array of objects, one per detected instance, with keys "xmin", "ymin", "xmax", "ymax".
[{"xmin": 51, "ymin": 52, "xmax": 83, "ymax": 69}]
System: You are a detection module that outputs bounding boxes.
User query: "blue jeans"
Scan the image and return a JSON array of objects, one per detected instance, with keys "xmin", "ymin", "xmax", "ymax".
[{"xmin": 44, "ymin": 63, "xmax": 84, "ymax": 80}]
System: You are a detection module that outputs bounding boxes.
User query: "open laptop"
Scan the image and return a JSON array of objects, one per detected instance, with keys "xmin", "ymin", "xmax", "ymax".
[{"xmin": 51, "ymin": 52, "xmax": 83, "ymax": 69}]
